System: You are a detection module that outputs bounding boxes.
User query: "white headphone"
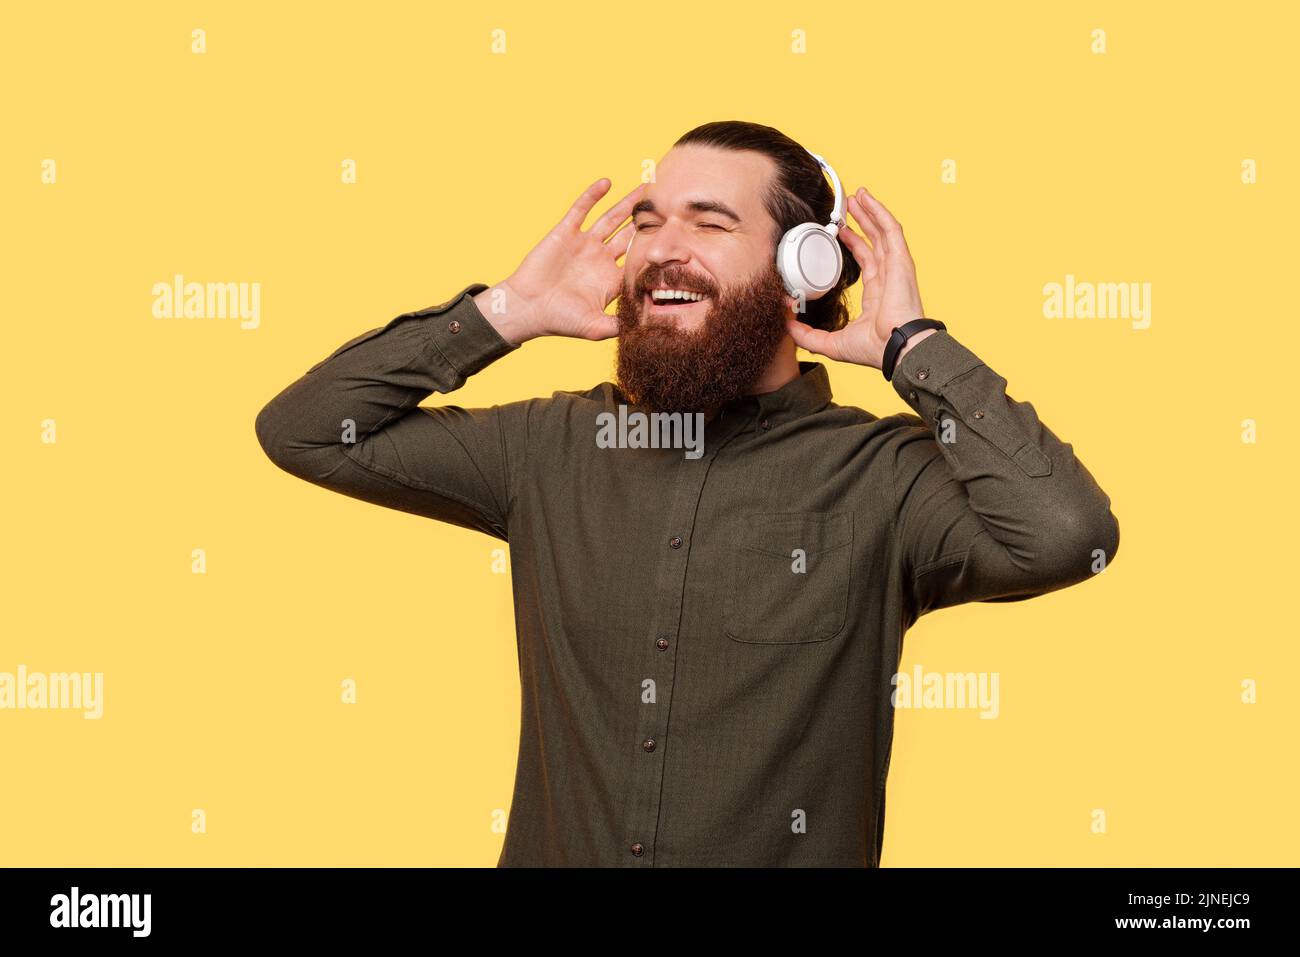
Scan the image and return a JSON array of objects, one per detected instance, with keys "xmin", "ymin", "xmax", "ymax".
[
  {"xmin": 624, "ymin": 149, "xmax": 846, "ymax": 303},
  {"xmin": 776, "ymin": 151, "xmax": 846, "ymax": 303}
]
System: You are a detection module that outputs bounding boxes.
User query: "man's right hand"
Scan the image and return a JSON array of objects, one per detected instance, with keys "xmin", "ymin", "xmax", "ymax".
[{"xmin": 472, "ymin": 177, "xmax": 647, "ymax": 346}]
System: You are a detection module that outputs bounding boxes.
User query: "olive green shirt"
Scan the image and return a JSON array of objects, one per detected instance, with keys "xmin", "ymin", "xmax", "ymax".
[{"xmin": 254, "ymin": 282, "xmax": 1120, "ymax": 867}]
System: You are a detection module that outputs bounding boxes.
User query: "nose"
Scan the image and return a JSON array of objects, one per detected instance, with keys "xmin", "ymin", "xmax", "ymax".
[{"xmin": 637, "ymin": 219, "xmax": 695, "ymax": 277}]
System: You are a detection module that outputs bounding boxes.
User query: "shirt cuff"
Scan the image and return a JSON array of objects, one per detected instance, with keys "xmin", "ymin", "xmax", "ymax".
[
  {"xmin": 888, "ymin": 328, "xmax": 1053, "ymax": 476},
  {"xmin": 889, "ymin": 329, "xmax": 982, "ymax": 424},
  {"xmin": 409, "ymin": 281, "xmax": 520, "ymax": 380}
]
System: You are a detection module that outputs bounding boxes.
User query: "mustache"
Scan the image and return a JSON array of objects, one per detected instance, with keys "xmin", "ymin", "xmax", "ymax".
[{"xmin": 634, "ymin": 272, "xmax": 716, "ymax": 297}]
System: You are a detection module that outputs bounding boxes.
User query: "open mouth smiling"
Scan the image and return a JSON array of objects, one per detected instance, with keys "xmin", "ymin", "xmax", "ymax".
[{"xmin": 643, "ymin": 288, "xmax": 711, "ymax": 312}]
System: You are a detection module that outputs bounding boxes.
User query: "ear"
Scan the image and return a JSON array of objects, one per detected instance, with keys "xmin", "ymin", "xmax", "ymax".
[{"xmin": 786, "ymin": 288, "xmax": 808, "ymax": 320}]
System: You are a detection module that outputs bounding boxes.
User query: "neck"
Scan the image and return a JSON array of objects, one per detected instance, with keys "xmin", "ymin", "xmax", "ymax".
[
  {"xmin": 748, "ymin": 334, "xmax": 800, "ymax": 396},
  {"xmin": 702, "ymin": 335, "xmax": 801, "ymax": 423}
]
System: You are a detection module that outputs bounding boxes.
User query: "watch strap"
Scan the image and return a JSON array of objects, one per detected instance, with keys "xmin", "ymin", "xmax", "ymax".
[{"xmin": 882, "ymin": 317, "xmax": 947, "ymax": 381}]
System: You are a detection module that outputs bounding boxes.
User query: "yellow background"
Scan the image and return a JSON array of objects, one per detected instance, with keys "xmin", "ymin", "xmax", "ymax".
[{"xmin": 2, "ymin": 1, "xmax": 1296, "ymax": 866}]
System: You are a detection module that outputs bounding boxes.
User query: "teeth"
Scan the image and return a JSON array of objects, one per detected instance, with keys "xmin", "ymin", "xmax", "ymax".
[{"xmin": 650, "ymin": 289, "xmax": 706, "ymax": 302}]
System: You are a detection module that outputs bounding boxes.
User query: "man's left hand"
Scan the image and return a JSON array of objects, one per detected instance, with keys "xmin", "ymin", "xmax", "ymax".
[{"xmin": 785, "ymin": 185, "xmax": 934, "ymax": 370}]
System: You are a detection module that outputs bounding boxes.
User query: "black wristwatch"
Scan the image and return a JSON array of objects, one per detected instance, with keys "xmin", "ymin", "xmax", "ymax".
[{"xmin": 881, "ymin": 317, "xmax": 946, "ymax": 381}]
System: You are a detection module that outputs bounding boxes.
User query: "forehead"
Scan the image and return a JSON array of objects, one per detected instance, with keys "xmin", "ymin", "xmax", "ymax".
[{"xmin": 638, "ymin": 145, "xmax": 775, "ymax": 220}]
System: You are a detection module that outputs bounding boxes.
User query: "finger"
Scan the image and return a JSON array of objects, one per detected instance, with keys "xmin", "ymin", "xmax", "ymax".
[
  {"xmin": 606, "ymin": 218, "xmax": 636, "ymax": 261},
  {"xmin": 560, "ymin": 177, "xmax": 614, "ymax": 232},
  {"xmin": 845, "ymin": 199, "xmax": 884, "ymax": 272},
  {"xmin": 592, "ymin": 181, "xmax": 649, "ymax": 242},
  {"xmin": 784, "ymin": 317, "xmax": 847, "ymax": 362},
  {"xmin": 849, "ymin": 191, "xmax": 888, "ymax": 257},
  {"xmin": 837, "ymin": 224, "xmax": 879, "ymax": 282},
  {"xmin": 857, "ymin": 186, "xmax": 908, "ymax": 257},
  {"xmin": 848, "ymin": 194, "xmax": 883, "ymax": 251},
  {"xmin": 580, "ymin": 310, "xmax": 621, "ymax": 341}
]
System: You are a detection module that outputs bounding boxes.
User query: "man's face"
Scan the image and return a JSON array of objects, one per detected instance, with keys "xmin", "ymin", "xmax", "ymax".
[{"xmin": 615, "ymin": 145, "xmax": 795, "ymax": 414}]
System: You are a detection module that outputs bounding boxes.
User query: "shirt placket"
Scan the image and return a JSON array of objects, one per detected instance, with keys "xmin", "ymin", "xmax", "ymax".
[{"xmin": 622, "ymin": 407, "xmax": 754, "ymax": 866}]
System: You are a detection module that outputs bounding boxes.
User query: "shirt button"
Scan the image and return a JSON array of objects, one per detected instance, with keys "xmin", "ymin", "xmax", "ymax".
[
  {"xmin": 669, "ymin": 536, "xmax": 682, "ymax": 549},
  {"xmin": 908, "ymin": 390, "xmax": 918, "ymax": 402},
  {"xmin": 656, "ymin": 637, "xmax": 670, "ymax": 651},
  {"xmin": 973, "ymin": 410, "xmax": 985, "ymax": 419},
  {"xmin": 916, "ymin": 368, "xmax": 929, "ymax": 380},
  {"xmin": 642, "ymin": 738, "xmax": 656, "ymax": 752},
  {"xmin": 630, "ymin": 842, "xmax": 645, "ymax": 857},
  {"xmin": 448, "ymin": 319, "xmax": 461, "ymax": 334}
]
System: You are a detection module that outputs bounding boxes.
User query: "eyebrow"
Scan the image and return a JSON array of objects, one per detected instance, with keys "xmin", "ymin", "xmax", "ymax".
[{"xmin": 631, "ymin": 198, "xmax": 742, "ymax": 223}]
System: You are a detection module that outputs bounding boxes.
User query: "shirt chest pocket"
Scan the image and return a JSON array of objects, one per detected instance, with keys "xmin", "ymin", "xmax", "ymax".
[{"xmin": 723, "ymin": 511, "xmax": 853, "ymax": 645}]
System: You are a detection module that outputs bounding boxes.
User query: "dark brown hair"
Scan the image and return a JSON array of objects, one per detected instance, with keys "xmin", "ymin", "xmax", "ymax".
[{"xmin": 673, "ymin": 120, "xmax": 861, "ymax": 333}]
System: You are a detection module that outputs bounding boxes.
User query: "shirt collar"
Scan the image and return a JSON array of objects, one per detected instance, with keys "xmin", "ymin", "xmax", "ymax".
[
  {"xmin": 721, "ymin": 361, "xmax": 834, "ymax": 426},
  {"xmin": 609, "ymin": 361, "xmax": 835, "ymax": 429}
]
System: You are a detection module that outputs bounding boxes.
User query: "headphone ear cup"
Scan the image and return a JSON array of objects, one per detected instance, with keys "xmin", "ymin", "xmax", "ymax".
[
  {"xmin": 777, "ymin": 224, "xmax": 843, "ymax": 301},
  {"xmin": 776, "ymin": 224, "xmax": 811, "ymax": 300}
]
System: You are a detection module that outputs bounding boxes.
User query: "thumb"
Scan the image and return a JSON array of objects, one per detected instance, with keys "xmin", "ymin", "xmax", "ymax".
[
  {"xmin": 579, "ymin": 310, "xmax": 620, "ymax": 341},
  {"xmin": 785, "ymin": 317, "xmax": 844, "ymax": 361}
]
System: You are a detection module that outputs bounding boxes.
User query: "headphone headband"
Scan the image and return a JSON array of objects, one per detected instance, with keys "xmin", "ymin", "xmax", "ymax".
[{"xmin": 807, "ymin": 151, "xmax": 845, "ymax": 238}]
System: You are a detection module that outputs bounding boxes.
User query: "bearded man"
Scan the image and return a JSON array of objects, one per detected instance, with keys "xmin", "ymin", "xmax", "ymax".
[{"xmin": 255, "ymin": 120, "xmax": 1120, "ymax": 868}]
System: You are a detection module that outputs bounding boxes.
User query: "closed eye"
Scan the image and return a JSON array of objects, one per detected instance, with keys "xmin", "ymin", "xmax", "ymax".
[{"xmin": 631, "ymin": 222, "xmax": 728, "ymax": 231}]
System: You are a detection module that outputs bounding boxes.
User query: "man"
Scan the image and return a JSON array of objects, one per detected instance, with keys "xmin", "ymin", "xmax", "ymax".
[{"xmin": 255, "ymin": 120, "xmax": 1120, "ymax": 867}]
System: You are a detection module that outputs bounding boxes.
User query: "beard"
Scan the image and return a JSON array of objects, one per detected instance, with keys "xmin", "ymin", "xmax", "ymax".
[{"xmin": 614, "ymin": 260, "xmax": 791, "ymax": 415}]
